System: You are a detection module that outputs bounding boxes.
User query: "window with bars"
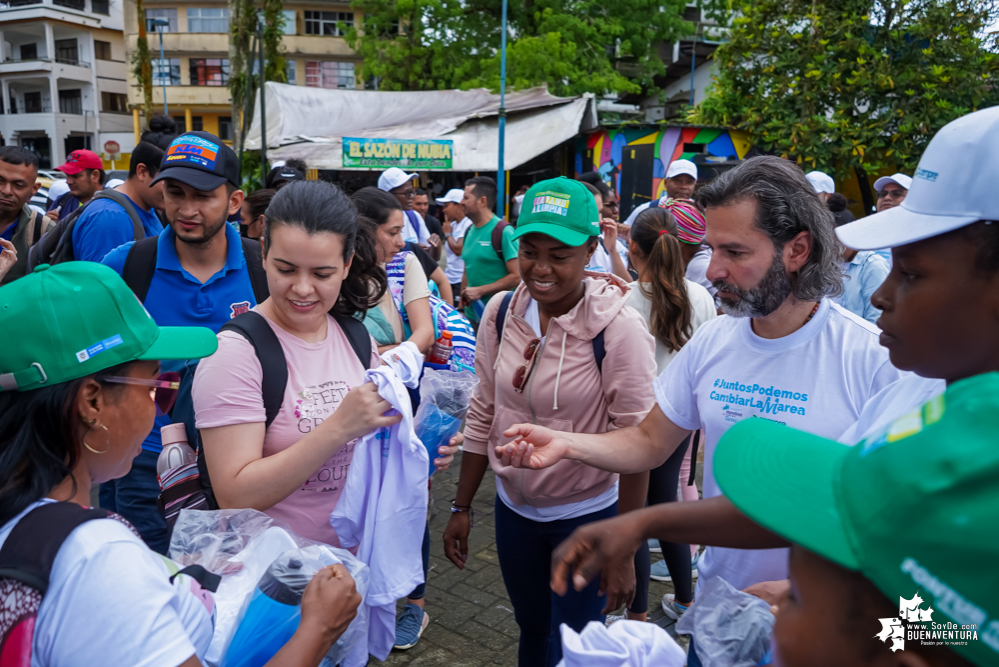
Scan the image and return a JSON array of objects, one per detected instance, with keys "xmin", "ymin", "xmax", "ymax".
[
  {"xmin": 153, "ymin": 58, "xmax": 181, "ymax": 86},
  {"xmin": 101, "ymin": 92, "xmax": 128, "ymax": 113},
  {"xmin": 19, "ymin": 43, "xmax": 38, "ymax": 61},
  {"xmin": 190, "ymin": 58, "xmax": 229, "ymax": 86},
  {"xmin": 218, "ymin": 116, "xmax": 232, "ymax": 141},
  {"xmin": 304, "ymin": 11, "xmax": 354, "ymax": 36},
  {"xmin": 54, "ymin": 39, "xmax": 79, "ymax": 65},
  {"xmin": 58, "ymin": 89, "xmax": 82, "ymax": 115},
  {"xmin": 305, "ymin": 61, "xmax": 356, "ymax": 89},
  {"xmin": 91, "ymin": 0, "xmax": 109, "ymax": 14},
  {"xmin": 286, "ymin": 60, "xmax": 296, "ymax": 84},
  {"xmin": 94, "ymin": 40, "xmax": 112, "ymax": 60},
  {"xmin": 187, "ymin": 8, "xmax": 229, "ymax": 33},
  {"xmin": 146, "ymin": 8, "xmax": 178, "ymax": 32}
]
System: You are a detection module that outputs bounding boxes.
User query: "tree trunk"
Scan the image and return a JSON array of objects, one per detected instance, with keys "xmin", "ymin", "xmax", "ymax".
[
  {"xmin": 136, "ymin": 0, "xmax": 153, "ymax": 121},
  {"xmin": 229, "ymin": 0, "xmax": 245, "ymax": 154}
]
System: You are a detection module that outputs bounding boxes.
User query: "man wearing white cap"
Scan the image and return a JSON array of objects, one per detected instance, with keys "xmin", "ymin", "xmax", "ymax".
[
  {"xmin": 805, "ymin": 170, "xmax": 835, "ymax": 202},
  {"xmin": 377, "ymin": 167, "xmax": 430, "ymax": 245},
  {"xmin": 872, "ymin": 172, "xmax": 912, "ymax": 213},
  {"xmin": 437, "ymin": 188, "xmax": 473, "ymax": 306},
  {"xmin": 622, "ymin": 159, "xmax": 699, "ymax": 227}
]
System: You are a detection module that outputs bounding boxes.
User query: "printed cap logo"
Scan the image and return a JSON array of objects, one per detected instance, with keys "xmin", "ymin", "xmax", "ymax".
[
  {"xmin": 166, "ymin": 136, "xmax": 220, "ymax": 170},
  {"xmin": 531, "ymin": 191, "xmax": 571, "ymax": 217},
  {"xmin": 914, "ymin": 168, "xmax": 938, "ymax": 182}
]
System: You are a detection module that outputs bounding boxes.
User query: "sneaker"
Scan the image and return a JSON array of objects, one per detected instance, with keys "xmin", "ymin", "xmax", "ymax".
[
  {"xmin": 394, "ymin": 603, "xmax": 430, "ymax": 650},
  {"xmin": 649, "ymin": 551, "xmax": 702, "ymax": 582},
  {"xmin": 661, "ymin": 594, "xmax": 691, "ymax": 621},
  {"xmin": 604, "ymin": 613, "xmax": 627, "ymax": 627},
  {"xmin": 648, "ymin": 538, "xmax": 662, "ymax": 554},
  {"xmin": 650, "ymin": 558, "xmax": 673, "ymax": 581}
]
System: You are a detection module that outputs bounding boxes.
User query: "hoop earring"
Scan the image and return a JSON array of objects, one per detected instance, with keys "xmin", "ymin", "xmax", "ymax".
[{"xmin": 84, "ymin": 423, "xmax": 110, "ymax": 455}]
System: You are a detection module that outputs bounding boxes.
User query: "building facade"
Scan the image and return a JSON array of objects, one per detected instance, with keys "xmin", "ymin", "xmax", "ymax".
[
  {"xmin": 0, "ymin": 0, "xmax": 132, "ymax": 169},
  {"xmin": 123, "ymin": 0, "xmax": 363, "ymax": 144}
]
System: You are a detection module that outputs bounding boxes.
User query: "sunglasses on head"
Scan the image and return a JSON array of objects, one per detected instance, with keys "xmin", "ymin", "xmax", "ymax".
[{"xmin": 104, "ymin": 372, "xmax": 181, "ymax": 415}]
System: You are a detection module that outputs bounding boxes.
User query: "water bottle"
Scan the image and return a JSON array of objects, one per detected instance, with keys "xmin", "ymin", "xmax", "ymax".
[
  {"xmin": 427, "ymin": 330, "xmax": 454, "ymax": 365},
  {"xmin": 224, "ymin": 556, "xmax": 312, "ymax": 667},
  {"xmin": 157, "ymin": 423, "xmax": 196, "ymax": 490}
]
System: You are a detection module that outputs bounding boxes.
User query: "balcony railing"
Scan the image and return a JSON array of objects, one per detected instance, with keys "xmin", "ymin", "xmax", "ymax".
[
  {"xmin": 55, "ymin": 56, "xmax": 90, "ymax": 67},
  {"xmin": 52, "ymin": 0, "xmax": 84, "ymax": 9},
  {"xmin": 3, "ymin": 0, "xmax": 43, "ymax": 6},
  {"xmin": 5, "ymin": 105, "xmax": 54, "ymax": 114}
]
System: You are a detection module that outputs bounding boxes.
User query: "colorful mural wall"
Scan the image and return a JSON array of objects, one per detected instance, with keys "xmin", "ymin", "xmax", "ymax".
[{"xmin": 575, "ymin": 125, "xmax": 752, "ymax": 200}]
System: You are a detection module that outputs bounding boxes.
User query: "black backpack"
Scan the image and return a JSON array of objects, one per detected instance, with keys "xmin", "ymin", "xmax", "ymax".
[
  {"xmin": 27, "ymin": 191, "xmax": 146, "ymax": 270},
  {"xmin": 494, "ymin": 291, "xmax": 606, "ymax": 371},
  {"xmin": 194, "ymin": 311, "xmax": 373, "ymax": 508}
]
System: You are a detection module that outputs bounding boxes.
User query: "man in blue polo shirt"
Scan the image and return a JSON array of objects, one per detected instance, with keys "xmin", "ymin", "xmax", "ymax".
[
  {"xmin": 72, "ymin": 141, "xmax": 166, "ymax": 262},
  {"xmin": 100, "ymin": 130, "xmax": 259, "ymax": 553}
]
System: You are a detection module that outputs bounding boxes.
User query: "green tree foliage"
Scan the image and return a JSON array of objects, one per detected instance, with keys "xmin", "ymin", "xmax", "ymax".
[
  {"xmin": 692, "ymin": 0, "xmax": 999, "ymax": 178},
  {"xmin": 347, "ymin": 0, "xmax": 695, "ymax": 96},
  {"xmin": 130, "ymin": 0, "xmax": 154, "ymax": 120},
  {"xmin": 229, "ymin": 0, "xmax": 287, "ymax": 153}
]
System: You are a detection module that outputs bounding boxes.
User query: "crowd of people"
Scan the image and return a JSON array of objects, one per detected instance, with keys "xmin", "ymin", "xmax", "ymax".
[{"xmin": 0, "ymin": 101, "xmax": 996, "ymax": 667}]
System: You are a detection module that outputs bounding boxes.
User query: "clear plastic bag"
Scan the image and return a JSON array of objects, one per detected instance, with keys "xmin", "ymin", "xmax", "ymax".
[
  {"xmin": 413, "ymin": 368, "xmax": 478, "ymax": 475},
  {"xmin": 169, "ymin": 508, "xmax": 369, "ymax": 667},
  {"xmin": 675, "ymin": 576, "xmax": 776, "ymax": 667}
]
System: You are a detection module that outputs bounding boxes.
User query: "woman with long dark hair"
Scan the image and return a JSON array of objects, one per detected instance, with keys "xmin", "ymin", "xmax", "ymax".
[
  {"xmin": 194, "ymin": 180, "xmax": 400, "ymax": 545},
  {"xmin": 0, "ymin": 262, "xmax": 361, "ymax": 666},
  {"xmin": 623, "ymin": 202, "xmax": 716, "ymax": 622}
]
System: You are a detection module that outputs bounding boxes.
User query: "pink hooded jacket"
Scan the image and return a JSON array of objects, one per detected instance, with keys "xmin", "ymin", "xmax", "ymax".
[{"xmin": 463, "ymin": 274, "xmax": 657, "ymax": 509}]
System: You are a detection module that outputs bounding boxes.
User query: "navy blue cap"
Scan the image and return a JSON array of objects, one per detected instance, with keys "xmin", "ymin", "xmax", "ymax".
[{"xmin": 151, "ymin": 131, "xmax": 240, "ymax": 191}]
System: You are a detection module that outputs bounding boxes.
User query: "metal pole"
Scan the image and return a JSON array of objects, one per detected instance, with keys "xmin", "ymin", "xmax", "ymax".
[
  {"xmin": 159, "ymin": 27, "xmax": 168, "ymax": 115},
  {"xmin": 497, "ymin": 0, "xmax": 508, "ymax": 217},
  {"xmin": 258, "ymin": 21, "xmax": 267, "ymax": 173},
  {"xmin": 689, "ymin": 32, "xmax": 696, "ymax": 108}
]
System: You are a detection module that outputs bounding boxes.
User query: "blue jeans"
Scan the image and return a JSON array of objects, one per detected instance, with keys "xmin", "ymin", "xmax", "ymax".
[
  {"xmin": 99, "ymin": 449, "xmax": 170, "ymax": 554},
  {"xmin": 688, "ymin": 638, "xmax": 703, "ymax": 667},
  {"xmin": 494, "ymin": 496, "xmax": 616, "ymax": 667},
  {"xmin": 408, "ymin": 522, "xmax": 431, "ymax": 600}
]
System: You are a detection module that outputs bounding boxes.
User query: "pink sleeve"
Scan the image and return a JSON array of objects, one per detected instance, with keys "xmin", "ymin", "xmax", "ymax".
[
  {"xmin": 369, "ymin": 335, "xmax": 381, "ymax": 369},
  {"xmin": 192, "ymin": 331, "xmax": 267, "ymax": 429}
]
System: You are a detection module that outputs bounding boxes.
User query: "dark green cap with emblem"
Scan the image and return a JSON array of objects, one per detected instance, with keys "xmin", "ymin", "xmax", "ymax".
[
  {"xmin": 511, "ymin": 177, "xmax": 601, "ymax": 247},
  {"xmin": 714, "ymin": 373, "xmax": 999, "ymax": 666},
  {"xmin": 0, "ymin": 263, "xmax": 218, "ymax": 391}
]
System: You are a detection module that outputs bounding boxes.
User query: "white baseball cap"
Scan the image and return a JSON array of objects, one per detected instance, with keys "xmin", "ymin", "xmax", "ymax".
[
  {"xmin": 46, "ymin": 179, "xmax": 70, "ymax": 201},
  {"xmin": 837, "ymin": 106, "xmax": 999, "ymax": 251},
  {"xmin": 377, "ymin": 167, "xmax": 418, "ymax": 192},
  {"xmin": 666, "ymin": 159, "xmax": 698, "ymax": 180},
  {"xmin": 104, "ymin": 178, "xmax": 125, "ymax": 190},
  {"xmin": 872, "ymin": 173, "xmax": 913, "ymax": 192},
  {"xmin": 805, "ymin": 171, "xmax": 835, "ymax": 195},
  {"xmin": 436, "ymin": 188, "xmax": 464, "ymax": 205}
]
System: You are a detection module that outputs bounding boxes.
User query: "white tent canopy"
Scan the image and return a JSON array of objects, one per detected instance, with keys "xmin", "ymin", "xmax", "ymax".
[{"xmin": 243, "ymin": 83, "xmax": 596, "ymax": 171}]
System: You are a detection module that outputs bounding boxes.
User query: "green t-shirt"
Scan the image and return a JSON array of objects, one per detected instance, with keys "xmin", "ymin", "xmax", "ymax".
[{"xmin": 462, "ymin": 215, "xmax": 518, "ymax": 321}]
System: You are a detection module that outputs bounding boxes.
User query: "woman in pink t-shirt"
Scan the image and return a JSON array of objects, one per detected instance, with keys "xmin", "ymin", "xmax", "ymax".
[{"xmin": 193, "ymin": 181, "xmax": 402, "ymax": 545}]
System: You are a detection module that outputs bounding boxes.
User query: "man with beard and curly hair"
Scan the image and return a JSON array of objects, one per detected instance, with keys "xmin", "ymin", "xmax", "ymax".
[{"xmin": 495, "ymin": 156, "xmax": 905, "ymax": 642}]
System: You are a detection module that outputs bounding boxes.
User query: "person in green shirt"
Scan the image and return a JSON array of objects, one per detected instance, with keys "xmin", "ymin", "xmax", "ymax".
[{"xmin": 459, "ymin": 176, "xmax": 520, "ymax": 322}]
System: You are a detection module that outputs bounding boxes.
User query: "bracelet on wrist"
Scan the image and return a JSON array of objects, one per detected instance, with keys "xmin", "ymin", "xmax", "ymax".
[{"xmin": 450, "ymin": 503, "xmax": 474, "ymax": 527}]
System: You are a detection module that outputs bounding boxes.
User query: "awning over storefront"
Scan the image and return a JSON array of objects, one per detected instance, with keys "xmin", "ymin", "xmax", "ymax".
[{"xmin": 243, "ymin": 83, "xmax": 596, "ymax": 171}]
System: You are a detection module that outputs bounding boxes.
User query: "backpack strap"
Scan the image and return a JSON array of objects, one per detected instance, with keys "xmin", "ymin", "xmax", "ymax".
[
  {"xmin": 240, "ymin": 237, "xmax": 269, "ymax": 304},
  {"xmin": 333, "ymin": 313, "xmax": 373, "ymax": 370},
  {"xmin": 592, "ymin": 329, "xmax": 606, "ymax": 373},
  {"xmin": 169, "ymin": 564, "xmax": 221, "ymax": 593},
  {"xmin": 219, "ymin": 311, "xmax": 288, "ymax": 429},
  {"xmin": 93, "ymin": 190, "xmax": 145, "ymax": 242},
  {"xmin": 491, "ymin": 219, "xmax": 511, "ymax": 263},
  {"xmin": 121, "ymin": 236, "xmax": 160, "ymax": 303},
  {"xmin": 493, "ymin": 291, "xmax": 605, "ymax": 372},
  {"xmin": 494, "ymin": 291, "xmax": 515, "ymax": 344},
  {"xmin": 27, "ymin": 209, "xmax": 46, "ymax": 245},
  {"xmin": 0, "ymin": 503, "xmax": 108, "ymax": 594}
]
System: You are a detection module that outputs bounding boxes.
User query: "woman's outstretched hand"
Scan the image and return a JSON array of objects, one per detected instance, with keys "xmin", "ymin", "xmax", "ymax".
[{"xmin": 496, "ymin": 424, "xmax": 573, "ymax": 469}]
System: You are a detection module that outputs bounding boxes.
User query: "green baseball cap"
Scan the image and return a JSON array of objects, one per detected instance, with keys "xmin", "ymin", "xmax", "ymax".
[
  {"xmin": 715, "ymin": 373, "xmax": 999, "ymax": 666},
  {"xmin": 511, "ymin": 177, "xmax": 601, "ymax": 247},
  {"xmin": 0, "ymin": 263, "xmax": 218, "ymax": 391}
]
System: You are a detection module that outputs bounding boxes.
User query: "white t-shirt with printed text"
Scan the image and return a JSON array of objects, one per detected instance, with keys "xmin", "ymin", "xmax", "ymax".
[{"xmin": 653, "ymin": 298, "xmax": 904, "ymax": 591}]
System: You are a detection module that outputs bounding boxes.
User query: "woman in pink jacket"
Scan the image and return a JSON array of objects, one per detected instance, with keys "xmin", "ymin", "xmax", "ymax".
[{"xmin": 442, "ymin": 178, "xmax": 657, "ymax": 667}]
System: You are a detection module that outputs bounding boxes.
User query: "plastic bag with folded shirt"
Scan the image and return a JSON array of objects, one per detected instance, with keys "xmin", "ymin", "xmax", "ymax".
[
  {"xmin": 169, "ymin": 508, "xmax": 369, "ymax": 667},
  {"xmin": 557, "ymin": 620, "xmax": 686, "ymax": 667},
  {"xmin": 675, "ymin": 576, "xmax": 776, "ymax": 667},
  {"xmin": 413, "ymin": 368, "xmax": 478, "ymax": 475}
]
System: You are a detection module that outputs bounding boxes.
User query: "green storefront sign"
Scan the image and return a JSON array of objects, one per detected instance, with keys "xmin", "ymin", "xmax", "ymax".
[{"xmin": 343, "ymin": 137, "xmax": 454, "ymax": 170}]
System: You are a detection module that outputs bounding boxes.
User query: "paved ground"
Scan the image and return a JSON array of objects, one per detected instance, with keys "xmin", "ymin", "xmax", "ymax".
[{"xmin": 375, "ymin": 452, "xmax": 693, "ymax": 666}]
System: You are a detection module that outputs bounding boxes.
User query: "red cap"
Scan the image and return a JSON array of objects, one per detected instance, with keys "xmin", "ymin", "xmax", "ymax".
[{"xmin": 57, "ymin": 149, "xmax": 103, "ymax": 175}]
